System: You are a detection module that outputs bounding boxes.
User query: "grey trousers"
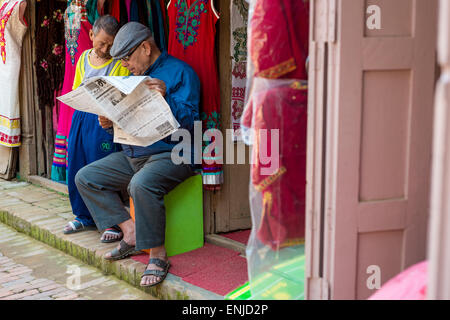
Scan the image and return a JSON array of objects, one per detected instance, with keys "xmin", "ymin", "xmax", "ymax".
[{"xmin": 75, "ymin": 151, "xmax": 194, "ymax": 250}]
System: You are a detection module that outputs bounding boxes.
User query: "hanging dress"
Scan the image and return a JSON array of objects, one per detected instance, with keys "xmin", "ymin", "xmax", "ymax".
[
  {"xmin": 0, "ymin": 0, "xmax": 27, "ymax": 147},
  {"xmin": 111, "ymin": 0, "xmax": 121, "ymax": 22},
  {"xmin": 241, "ymin": 0, "xmax": 310, "ymax": 250},
  {"xmin": 168, "ymin": 0, "xmax": 222, "ymax": 189},
  {"xmin": 51, "ymin": 0, "xmax": 93, "ymax": 183}
]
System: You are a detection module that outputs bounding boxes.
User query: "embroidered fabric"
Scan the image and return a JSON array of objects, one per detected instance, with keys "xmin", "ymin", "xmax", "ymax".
[
  {"xmin": 241, "ymin": 0, "xmax": 310, "ymax": 300},
  {"xmin": 0, "ymin": 0, "xmax": 27, "ymax": 147},
  {"xmin": 168, "ymin": 0, "xmax": 223, "ymax": 189}
]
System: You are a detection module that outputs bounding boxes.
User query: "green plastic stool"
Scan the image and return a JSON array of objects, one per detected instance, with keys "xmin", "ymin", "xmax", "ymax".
[{"xmin": 130, "ymin": 174, "xmax": 204, "ymax": 257}]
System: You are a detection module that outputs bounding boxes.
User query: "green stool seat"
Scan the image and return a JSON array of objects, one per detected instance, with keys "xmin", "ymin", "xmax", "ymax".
[{"xmin": 130, "ymin": 174, "xmax": 204, "ymax": 257}]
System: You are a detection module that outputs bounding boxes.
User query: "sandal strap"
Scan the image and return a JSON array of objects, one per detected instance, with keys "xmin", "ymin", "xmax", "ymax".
[
  {"xmin": 102, "ymin": 229, "xmax": 122, "ymax": 236},
  {"xmin": 68, "ymin": 220, "xmax": 83, "ymax": 231},
  {"xmin": 148, "ymin": 258, "xmax": 169, "ymax": 269},
  {"xmin": 119, "ymin": 240, "xmax": 135, "ymax": 251},
  {"xmin": 141, "ymin": 269, "xmax": 167, "ymax": 278}
]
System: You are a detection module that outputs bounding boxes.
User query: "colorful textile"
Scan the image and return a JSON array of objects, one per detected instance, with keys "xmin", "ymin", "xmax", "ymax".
[
  {"xmin": 125, "ymin": 0, "xmax": 131, "ymax": 20},
  {"xmin": 111, "ymin": 0, "xmax": 121, "ymax": 22},
  {"xmin": 168, "ymin": 0, "xmax": 222, "ymax": 189},
  {"xmin": 35, "ymin": 0, "xmax": 66, "ymax": 109},
  {"xmin": 248, "ymin": 82, "xmax": 308, "ymax": 250},
  {"xmin": 85, "ymin": 0, "xmax": 100, "ymax": 25},
  {"xmin": 230, "ymin": 0, "xmax": 248, "ymax": 141},
  {"xmin": 67, "ymin": 49, "xmax": 129, "ymax": 226},
  {"xmin": 241, "ymin": 0, "xmax": 310, "ymax": 250},
  {"xmin": 0, "ymin": 0, "xmax": 27, "ymax": 147},
  {"xmin": 51, "ymin": 0, "xmax": 93, "ymax": 183}
]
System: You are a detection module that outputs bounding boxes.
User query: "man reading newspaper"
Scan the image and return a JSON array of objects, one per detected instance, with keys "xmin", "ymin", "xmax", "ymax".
[{"xmin": 75, "ymin": 22, "xmax": 200, "ymax": 288}]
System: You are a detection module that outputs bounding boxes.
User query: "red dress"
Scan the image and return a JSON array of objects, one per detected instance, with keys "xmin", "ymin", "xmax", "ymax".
[
  {"xmin": 242, "ymin": 0, "xmax": 310, "ymax": 250},
  {"xmin": 168, "ymin": 0, "xmax": 222, "ymax": 190}
]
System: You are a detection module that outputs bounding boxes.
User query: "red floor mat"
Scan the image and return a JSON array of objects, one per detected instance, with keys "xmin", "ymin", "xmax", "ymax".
[
  {"xmin": 182, "ymin": 255, "xmax": 249, "ymax": 296},
  {"xmin": 131, "ymin": 243, "xmax": 240, "ymax": 278},
  {"xmin": 220, "ymin": 229, "xmax": 251, "ymax": 245},
  {"xmin": 131, "ymin": 242, "xmax": 248, "ymax": 296}
]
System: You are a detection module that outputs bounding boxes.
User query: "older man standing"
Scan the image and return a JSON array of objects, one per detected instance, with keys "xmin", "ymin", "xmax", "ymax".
[{"xmin": 75, "ymin": 22, "xmax": 200, "ymax": 288}]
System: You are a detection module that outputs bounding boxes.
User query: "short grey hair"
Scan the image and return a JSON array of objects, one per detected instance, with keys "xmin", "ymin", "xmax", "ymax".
[{"xmin": 93, "ymin": 15, "xmax": 120, "ymax": 36}]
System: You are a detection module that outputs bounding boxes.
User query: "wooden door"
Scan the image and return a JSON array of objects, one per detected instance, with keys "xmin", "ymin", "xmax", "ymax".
[{"xmin": 307, "ymin": 0, "xmax": 437, "ymax": 300}]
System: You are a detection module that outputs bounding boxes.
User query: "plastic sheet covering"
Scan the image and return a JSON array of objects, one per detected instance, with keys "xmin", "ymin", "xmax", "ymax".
[{"xmin": 239, "ymin": 0, "xmax": 309, "ymax": 300}]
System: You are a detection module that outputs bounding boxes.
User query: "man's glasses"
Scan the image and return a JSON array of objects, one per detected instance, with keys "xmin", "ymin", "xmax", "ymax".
[{"xmin": 121, "ymin": 42, "xmax": 143, "ymax": 62}]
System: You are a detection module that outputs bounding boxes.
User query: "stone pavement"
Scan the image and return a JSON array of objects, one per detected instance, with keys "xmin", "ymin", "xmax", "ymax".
[
  {"xmin": 0, "ymin": 179, "xmax": 221, "ymax": 300},
  {"xmin": 0, "ymin": 223, "xmax": 156, "ymax": 300}
]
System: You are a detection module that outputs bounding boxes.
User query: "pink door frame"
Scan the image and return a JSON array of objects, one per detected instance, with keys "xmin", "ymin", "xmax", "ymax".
[{"xmin": 306, "ymin": 0, "xmax": 438, "ymax": 299}]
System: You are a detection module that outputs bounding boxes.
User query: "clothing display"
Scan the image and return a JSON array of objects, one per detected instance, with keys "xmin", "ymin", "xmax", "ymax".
[
  {"xmin": 51, "ymin": 0, "xmax": 94, "ymax": 183},
  {"xmin": 67, "ymin": 49, "xmax": 130, "ymax": 227},
  {"xmin": 168, "ymin": 0, "xmax": 222, "ymax": 189},
  {"xmin": 242, "ymin": 0, "xmax": 310, "ymax": 249},
  {"xmin": 35, "ymin": 0, "xmax": 66, "ymax": 110},
  {"xmin": 248, "ymin": 80, "xmax": 308, "ymax": 250},
  {"xmin": 230, "ymin": 0, "xmax": 248, "ymax": 141},
  {"xmin": 0, "ymin": 0, "xmax": 27, "ymax": 147}
]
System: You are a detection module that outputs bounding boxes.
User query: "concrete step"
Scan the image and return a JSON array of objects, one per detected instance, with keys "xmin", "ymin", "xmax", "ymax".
[{"xmin": 0, "ymin": 178, "xmax": 222, "ymax": 300}]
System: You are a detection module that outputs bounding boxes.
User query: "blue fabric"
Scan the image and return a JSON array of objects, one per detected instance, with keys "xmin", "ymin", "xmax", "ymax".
[
  {"xmin": 153, "ymin": 0, "xmax": 167, "ymax": 51},
  {"xmin": 120, "ymin": 51, "xmax": 200, "ymax": 164},
  {"xmin": 130, "ymin": 0, "xmax": 139, "ymax": 22},
  {"xmin": 67, "ymin": 111, "xmax": 120, "ymax": 226}
]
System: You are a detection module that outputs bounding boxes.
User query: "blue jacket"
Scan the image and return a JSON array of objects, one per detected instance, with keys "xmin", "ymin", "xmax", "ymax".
[{"xmin": 120, "ymin": 51, "xmax": 200, "ymax": 161}]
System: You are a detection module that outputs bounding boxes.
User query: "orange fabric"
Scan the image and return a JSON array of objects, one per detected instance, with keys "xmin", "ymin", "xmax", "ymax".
[{"xmin": 129, "ymin": 197, "xmax": 151, "ymax": 254}]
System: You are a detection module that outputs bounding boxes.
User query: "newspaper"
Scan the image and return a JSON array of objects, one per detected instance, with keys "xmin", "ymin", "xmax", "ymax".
[{"xmin": 57, "ymin": 76, "xmax": 180, "ymax": 147}]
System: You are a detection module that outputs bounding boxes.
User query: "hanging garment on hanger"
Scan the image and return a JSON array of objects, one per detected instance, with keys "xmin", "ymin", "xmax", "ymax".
[
  {"xmin": 35, "ymin": 0, "xmax": 66, "ymax": 109},
  {"xmin": 129, "ymin": 0, "xmax": 138, "ymax": 21},
  {"xmin": 230, "ymin": 0, "xmax": 248, "ymax": 141},
  {"xmin": 85, "ymin": 0, "xmax": 99, "ymax": 24},
  {"xmin": 153, "ymin": 0, "xmax": 167, "ymax": 51},
  {"xmin": 111, "ymin": 0, "xmax": 121, "ymax": 22},
  {"xmin": 119, "ymin": 0, "xmax": 127, "ymax": 26},
  {"xmin": 51, "ymin": 0, "xmax": 94, "ymax": 183},
  {"xmin": 136, "ymin": 0, "xmax": 149, "ymax": 26},
  {"xmin": 125, "ymin": 0, "xmax": 131, "ymax": 20},
  {"xmin": 0, "ymin": 0, "xmax": 28, "ymax": 147},
  {"xmin": 145, "ymin": 0, "xmax": 154, "ymax": 33},
  {"xmin": 168, "ymin": 0, "xmax": 222, "ymax": 189},
  {"xmin": 159, "ymin": 0, "xmax": 168, "ymax": 44},
  {"xmin": 241, "ymin": 0, "xmax": 310, "ymax": 250}
]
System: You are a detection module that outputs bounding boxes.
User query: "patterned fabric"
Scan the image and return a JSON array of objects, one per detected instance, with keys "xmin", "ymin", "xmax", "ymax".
[
  {"xmin": 168, "ymin": 0, "xmax": 223, "ymax": 189},
  {"xmin": 0, "ymin": 1, "xmax": 18, "ymax": 64},
  {"xmin": 65, "ymin": 0, "xmax": 88, "ymax": 65},
  {"xmin": 230, "ymin": 0, "xmax": 248, "ymax": 141},
  {"xmin": 249, "ymin": 82, "xmax": 308, "ymax": 250},
  {"xmin": 0, "ymin": 0, "xmax": 27, "ymax": 147},
  {"xmin": 35, "ymin": 0, "xmax": 66, "ymax": 109},
  {"xmin": 51, "ymin": 0, "xmax": 95, "ymax": 183},
  {"xmin": 174, "ymin": 0, "xmax": 208, "ymax": 49},
  {"xmin": 242, "ymin": 0, "xmax": 310, "ymax": 250}
]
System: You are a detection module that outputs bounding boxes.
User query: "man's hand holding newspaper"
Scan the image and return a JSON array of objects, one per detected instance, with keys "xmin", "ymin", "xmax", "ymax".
[{"xmin": 57, "ymin": 76, "xmax": 180, "ymax": 147}]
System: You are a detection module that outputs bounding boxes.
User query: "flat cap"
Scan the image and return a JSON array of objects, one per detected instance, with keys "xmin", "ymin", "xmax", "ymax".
[{"xmin": 110, "ymin": 22, "xmax": 152, "ymax": 59}]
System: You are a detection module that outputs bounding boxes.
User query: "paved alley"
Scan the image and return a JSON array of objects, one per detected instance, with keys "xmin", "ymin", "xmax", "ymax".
[{"xmin": 0, "ymin": 222, "xmax": 156, "ymax": 300}]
